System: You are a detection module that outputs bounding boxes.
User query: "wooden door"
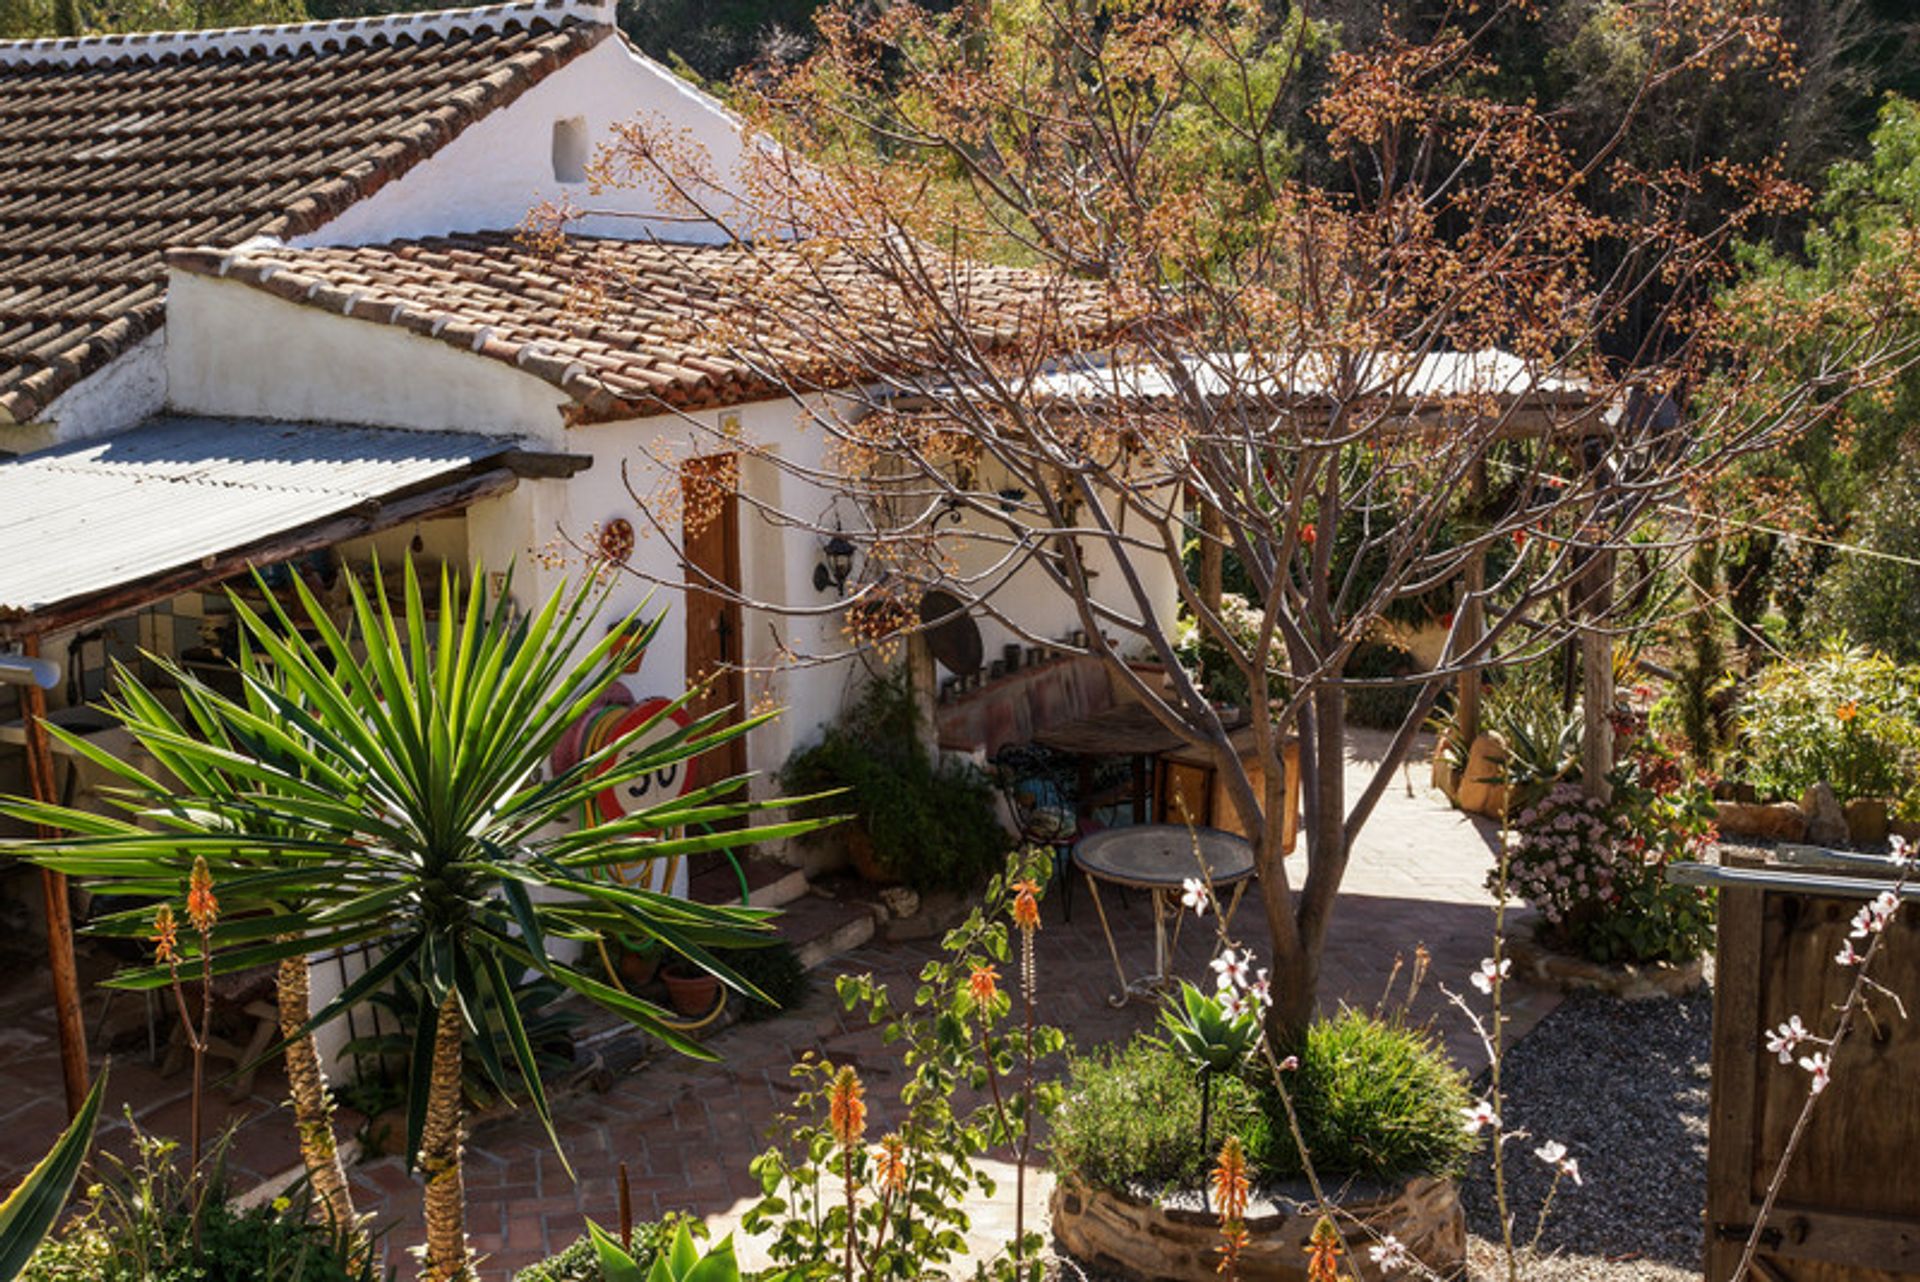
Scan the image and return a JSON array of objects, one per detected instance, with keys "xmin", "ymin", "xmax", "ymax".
[
  {"xmin": 682, "ymin": 454, "xmax": 748, "ymax": 793},
  {"xmin": 1705, "ymin": 860, "xmax": 1920, "ymax": 1281}
]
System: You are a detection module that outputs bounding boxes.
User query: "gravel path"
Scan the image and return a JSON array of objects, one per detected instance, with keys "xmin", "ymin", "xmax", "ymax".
[{"xmin": 1460, "ymin": 987, "xmax": 1714, "ymax": 1281}]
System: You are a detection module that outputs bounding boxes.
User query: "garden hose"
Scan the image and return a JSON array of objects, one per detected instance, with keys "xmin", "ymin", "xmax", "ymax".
[{"xmin": 571, "ymin": 704, "xmax": 752, "ymax": 1033}]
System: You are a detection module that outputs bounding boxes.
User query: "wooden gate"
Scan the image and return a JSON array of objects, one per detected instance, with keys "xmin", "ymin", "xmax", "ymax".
[{"xmin": 1702, "ymin": 850, "xmax": 1920, "ymax": 1281}]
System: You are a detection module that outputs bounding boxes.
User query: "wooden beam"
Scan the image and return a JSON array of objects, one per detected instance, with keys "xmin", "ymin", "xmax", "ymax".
[
  {"xmin": 0, "ymin": 467, "xmax": 520, "ymax": 642},
  {"xmin": 497, "ymin": 449, "xmax": 593, "ymax": 479},
  {"xmin": 22, "ymin": 634, "xmax": 89, "ymax": 1118}
]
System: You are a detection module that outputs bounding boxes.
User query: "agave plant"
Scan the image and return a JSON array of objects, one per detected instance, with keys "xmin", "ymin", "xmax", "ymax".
[
  {"xmin": 2, "ymin": 560, "xmax": 826, "ymax": 1282},
  {"xmin": 1157, "ymin": 980, "xmax": 1261, "ymax": 1154}
]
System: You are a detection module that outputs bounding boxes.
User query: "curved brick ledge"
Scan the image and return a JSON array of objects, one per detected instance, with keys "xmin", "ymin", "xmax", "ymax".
[
  {"xmin": 1509, "ymin": 937, "xmax": 1706, "ymax": 1000},
  {"xmin": 1050, "ymin": 1173, "xmax": 1464, "ymax": 1282}
]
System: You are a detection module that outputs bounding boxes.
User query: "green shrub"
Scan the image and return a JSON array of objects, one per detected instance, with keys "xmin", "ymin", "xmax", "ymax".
[
  {"xmin": 1049, "ymin": 1037, "xmax": 1267, "ymax": 1196},
  {"xmin": 23, "ymin": 1121, "xmax": 372, "ymax": 1282},
  {"xmin": 1254, "ymin": 1009, "xmax": 1476, "ymax": 1183},
  {"xmin": 1812, "ymin": 463, "xmax": 1920, "ymax": 664},
  {"xmin": 782, "ymin": 670, "xmax": 1009, "ymax": 893},
  {"xmin": 711, "ymin": 940, "xmax": 809, "ymax": 1022},
  {"xmin": 511, "ymin": 1213, "xmax": 707, "ymax": 1282},
  {"xmin": 1345, "ymin": 641, "xmax": 1427, "ymax": 732},
  {"xmin": 1735, "ymin": 642, "xmax": 1920, "ymax": 806},
  {"xmin": 1174, "ymin": 594, "xmax": 1287, "ymax": 710},
  {"xmin": 1051, "ymin": 1012, "xmax": 1474, "ymax": 1195}
]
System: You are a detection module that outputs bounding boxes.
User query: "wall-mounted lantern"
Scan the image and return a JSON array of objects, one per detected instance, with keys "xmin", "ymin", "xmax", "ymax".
[{"xmin": 813, "ymin": 532, "xmax": 857, "ymax": 596}]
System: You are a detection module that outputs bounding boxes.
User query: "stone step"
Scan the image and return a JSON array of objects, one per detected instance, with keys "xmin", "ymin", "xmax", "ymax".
[
  {"xmin": 686, "ymin": 856, "xmax": 811, "ymax": 910},
  {"xmin": 774, "ymin": 891, "xmax": 877, "ymax": 971}
]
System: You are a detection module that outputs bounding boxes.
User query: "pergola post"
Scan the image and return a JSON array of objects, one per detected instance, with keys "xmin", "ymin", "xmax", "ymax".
[
  {"xmin": 1579, "ymin": 548, "xmax": 1617, "ymax": 804},
  {"xmin": 1454, "ymin": 458, "xmax": 1489, "ymax": 751},
  {"xmin": 21, "ymin": 634, "xmax": 90, "ymax": 1118}
]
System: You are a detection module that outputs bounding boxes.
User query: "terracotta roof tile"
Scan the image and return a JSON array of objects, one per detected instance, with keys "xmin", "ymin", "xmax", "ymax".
[
  {"xmin": 170, "ymin": 232, "xmax": 1110, "ymax": 422},
  {"xmin": 0, "ymin": 0, "xmax": 610, "ymax": 423}
]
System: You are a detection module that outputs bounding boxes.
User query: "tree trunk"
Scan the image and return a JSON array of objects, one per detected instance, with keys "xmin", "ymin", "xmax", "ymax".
[
  {"xmin": 1199, "ymin": 502, "xmax": 1225, "ymax": 613},
  {"xmin": 1263, "ymin": 685, "xmax": 1347, "ymax": 1049},
  {"xmin": 419, "ymin": 991, "xmax": 473, "ymax": 1282},
  {"xmin": 277, "ymin": 955, "xmax": 357, "ymax": 1235}
]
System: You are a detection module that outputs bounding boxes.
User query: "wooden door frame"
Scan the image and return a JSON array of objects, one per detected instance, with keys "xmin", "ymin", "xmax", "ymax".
[{"xmin": 682, "ymin": 454, "xmax": 748, "ymax": 789}]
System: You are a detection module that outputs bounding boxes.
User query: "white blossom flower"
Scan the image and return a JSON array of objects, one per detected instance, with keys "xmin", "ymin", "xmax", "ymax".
[
  {"xmin": 1534, "ymin": 1140, "xmax": 1580, "ymax": 1184},
  {"xmin": 1766, "ymin": 1015, "xmax": 1810, "ymax": 1064},
  {"xmin": 1248, "ymin": 968, "xmax": 1271, "ymax": 1009},
  {"xmin": 1470, "ymin": 957, "xmax": 1510, "ymax": 994},
  {"xmin": 1219, "ymin": 989, "xmax": 1250, "ymax": 1020},
  {"xmin": 1369, "ymin": 1236, "xmax": 1412, "ymax": 1272},
  {"xmin": 1850, "ymin": 891, "xmax": 1899, "ymax": 940},
  {"xmin": 1180, "ymin": 878, "xmax": 1211, "ymax": 915},
  {"xmin": 1210, "ymin": 948, "xmax": 1251, "ymax": 992},
  {"xmin": 1277, "ymin": 1055, "xmax": 1300, "ymax": 1072},
  {"xmin": 1890, "ymin": 836, "xmax": 1913, "ymax": 869},
  {"xmin": 1460, "ymin": 1100, "xmax": 1500, "ymax": 1133},
  {"xmin": 1799, "ymin": 1051, "xmax": 1831, "ymax": 1094},
  {"xmin": 1836, "ymin": 940, "xmax": 1866, "ymax": 968}
]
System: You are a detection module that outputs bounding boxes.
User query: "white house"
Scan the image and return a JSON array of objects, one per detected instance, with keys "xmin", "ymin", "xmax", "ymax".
[
  {"xmin": 0, "ymin": 0, "xmax": 1181, "ymax": 1082},
  {"xmin": 0, "ymin": 0, "xmax": 1169, "ymax": 783}
]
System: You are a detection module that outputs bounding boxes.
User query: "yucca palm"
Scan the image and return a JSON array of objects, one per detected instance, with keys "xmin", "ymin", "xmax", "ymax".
[{"xmin": 3, "ymin": 560, "xmax": 821, "ymax": 1282}]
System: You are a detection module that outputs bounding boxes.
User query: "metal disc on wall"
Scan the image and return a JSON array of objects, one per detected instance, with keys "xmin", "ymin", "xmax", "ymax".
[{"xmin": 919, "ymin": 588, "xmax": 983, "ymax": 676}]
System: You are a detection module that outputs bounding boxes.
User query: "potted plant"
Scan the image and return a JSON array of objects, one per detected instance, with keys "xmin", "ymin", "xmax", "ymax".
[
  {"xmin": 781, "ymin": 670, "xmax": 1010, "ymax": 893},
  {"xmin": 660, "ymin": 961, "xmax": 721, "ymax": 1017},
  {"xmin": 1048, "ymin": 1011, "xmax": 1476, "ymax": 1281}
]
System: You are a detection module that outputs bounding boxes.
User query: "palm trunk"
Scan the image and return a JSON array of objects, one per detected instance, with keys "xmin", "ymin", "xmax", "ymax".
[
  {"xmin": 419, "ymin": 991, "xmax": 473, "ymax": 1282},
  {"xmin": 276, "ymin": 955, "xmax": 357, "ymax": 1233}
]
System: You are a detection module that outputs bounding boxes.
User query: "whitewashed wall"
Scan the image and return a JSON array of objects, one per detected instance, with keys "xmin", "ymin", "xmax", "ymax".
[{"xmin": 304, "ymin": 35, "xmax": 767, "ymax": 248}]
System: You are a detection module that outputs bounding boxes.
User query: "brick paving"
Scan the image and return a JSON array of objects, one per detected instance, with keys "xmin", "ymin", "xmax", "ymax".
[{"xmin": 0, "ymin": 730, "xmax": 1554, "ymax": 1278}]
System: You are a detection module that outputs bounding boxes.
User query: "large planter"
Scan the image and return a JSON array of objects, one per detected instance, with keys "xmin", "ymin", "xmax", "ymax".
[
  {"xmin": 1049, "ymin": 1174, "xmax": 1464, "ymax": 1282},
  {"xmin": 1507, "ymin": 936, "xmax": 1706, "ymax": 1000},
  {"xmin": 845, "ymin": 825, "xmax": 900, "ymax": 886}
]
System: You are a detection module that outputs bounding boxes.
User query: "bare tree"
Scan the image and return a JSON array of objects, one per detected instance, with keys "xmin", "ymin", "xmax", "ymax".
[{"xmin": 548, "ymin": 0, "xmax": 1919, "ymax": 1040}]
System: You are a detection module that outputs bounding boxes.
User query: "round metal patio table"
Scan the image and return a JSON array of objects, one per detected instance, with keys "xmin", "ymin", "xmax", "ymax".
[{"xmin": 1072, "ymin": 824, "xmax": 1255, "ymax": 1006}]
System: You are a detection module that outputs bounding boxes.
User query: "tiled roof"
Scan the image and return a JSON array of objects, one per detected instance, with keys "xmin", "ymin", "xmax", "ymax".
[
  {"xmin": 167, "ymin": 233, "xmax": 1112, "ymax": 422},
  {"xmin": 0, "ymin": 0, "xmax": 611, "ymax": 425}
]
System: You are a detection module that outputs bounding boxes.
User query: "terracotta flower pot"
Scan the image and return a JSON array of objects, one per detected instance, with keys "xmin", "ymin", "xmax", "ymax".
[
  {"xmin": 618, "ymin": 947, "xmax": 660, "ymax": 988},
  {"xmin": 661, "ymin": 964, "xmax": 721, "ymax": 1017},
  {"xmin": 846, "ymin": 825, "xmax": 899, "ymax": 885}
]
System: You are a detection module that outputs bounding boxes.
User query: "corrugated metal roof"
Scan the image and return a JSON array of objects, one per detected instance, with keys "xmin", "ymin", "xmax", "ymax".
[
  {"xmin": 950, "ymin": 349, "xmax": 1593, "ymax": 407},
  {"xmin": 0, "ymin": 416, "xmax": 512, "ymax": 619}
]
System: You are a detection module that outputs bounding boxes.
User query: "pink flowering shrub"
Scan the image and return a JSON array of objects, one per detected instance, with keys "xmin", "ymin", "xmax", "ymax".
[
  {"xmin": 1501, "ymin": 783, "xmax": 1624, "ymax": 930},
  {"xmin": 1497, "ymin": 745, "xmax": 1718, "ymax": 965}
]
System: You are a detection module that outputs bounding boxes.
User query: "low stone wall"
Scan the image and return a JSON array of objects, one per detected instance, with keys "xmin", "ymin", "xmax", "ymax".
[
  {"xmin": 1507, "ymin": 936, "xmax": 1706, "ymax": 1000},
  {"xmin": 1049, "ymin": 1174, "xmax": 1464, "ymax": 1282}
]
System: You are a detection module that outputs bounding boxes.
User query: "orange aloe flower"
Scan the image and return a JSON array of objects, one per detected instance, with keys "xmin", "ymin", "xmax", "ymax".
[
  {"xmin": 1010, "ymin": 879, "xmax": 1041, "ymax": 932},
  {"xmin": 828, "ymin": 1065, "xmax": 866, "ymax": 1149},
  {"xmin": 1836, "ymin": 700, "xmax": 1860, "ymax": 724},
  {"xmin": 151, "ymin": 903, "xmax": 179, "ymax": 965},
  {"xmin": 1304, "ymin": 1216, "xmax": 1346, "ymax": 1282},
  {"xmin": 186, "ymin": 856, "xmax": 219, "ymax": 935},
  {"xmin": 1210, "ymin": 1136, "xmax": 1250, "ymax": 1219},
  {"xmin": 873, "ymin": 1133, "xmax": 908, "ymax": 1197},
  {"xmin": 1212, "ymin": 1136, "xmax": 1251, "ymax": 1276},
  {"xmin": 968, "ymin": 964, "xmax": 1000, "ymax": 1007}
]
